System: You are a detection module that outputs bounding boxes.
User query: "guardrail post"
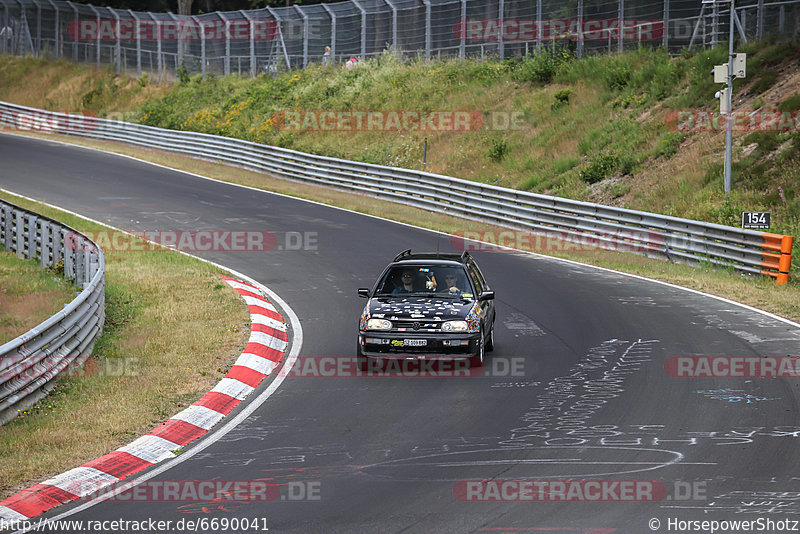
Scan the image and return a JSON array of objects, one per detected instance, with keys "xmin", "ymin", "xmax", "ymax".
[
  {"xmin": 26, "ymin": 213, "xmax": 37, "ymax": 259},
  {"xmin": 40, "ymin": 220, "xmax": 51, "ymax": 269},
  {"xmin": 14, "ymin": 210, "xmax": 23, "ymax": 258},
  {"xmin": 63, "ymin": 228, "xmax": 74, "ymax": 279},
  {"xmin": 52, "ymin": 225, "xmax": 62, "ymax": 264},
  {"xmin": 3, "ymin": 204, "xmax": 11, "ymax": 251}
]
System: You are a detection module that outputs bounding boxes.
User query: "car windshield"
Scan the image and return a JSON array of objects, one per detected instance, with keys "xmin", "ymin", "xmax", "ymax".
[{"xmin": 374, "ymin": 265, "xmax": 472, "ymax": 297}]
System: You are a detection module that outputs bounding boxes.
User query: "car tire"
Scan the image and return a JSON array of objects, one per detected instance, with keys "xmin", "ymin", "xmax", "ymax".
[
  {"xmin": 485, "ymin": 324, "xmax": 495, "ymax": 352},
  {"xmin": 357, "ymin": 343, "xmax": 369, "ymax": 373},
  {"xmin": 468, "ymin": 334, "xmax": 484, "ymax": 368}
]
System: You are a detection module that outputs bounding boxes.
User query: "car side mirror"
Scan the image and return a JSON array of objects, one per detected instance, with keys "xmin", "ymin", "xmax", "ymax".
[
  {"xmin": 358, "ymin": 288, "xmax": 371, "ymax": 298},
  {"xmin": 478, "ymin": 290, "xmax": 495, "ymax": 302}
]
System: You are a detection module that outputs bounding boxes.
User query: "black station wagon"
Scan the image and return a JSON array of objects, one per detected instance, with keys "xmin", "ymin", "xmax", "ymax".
[{"xmin": 357, "ymin": 250, "xmax": 496, "ymax": 369}]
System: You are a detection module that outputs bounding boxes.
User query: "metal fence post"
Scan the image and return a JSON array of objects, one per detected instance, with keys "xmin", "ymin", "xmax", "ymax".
[
  {"xmin": 220, "ymin": 12, "xmax": 230, "ymax": 75},
  {"xmin": 129, "ymin": 10, "xmax": 140, "ymax": 76},
  {"xmin": 34, "ymin": 0, "xmax": 41, "ymax": 56},
  {"xmin": 537, "ymin": 0, "xmax": 542, "ymax": 53},
  {"xmin": 67, "ymin": 1, "xmax": 78, "ymax": 61},
  {"xmin": 88, "ymin": 4, "xmax": 100, "ymax": 66},
  {"xmin": 617, "ymin": 0, "xmax": 623, "ymax": 53},
  {"xmin": 757, "ymin": 0, "xmax": 764, "ymax": 40},
  {"xmin": 111, "ymin": 8, "xmax": 121, "ymax": 74},
  {"xmin": 422, "ymin": 0, "xmax": 431, "ymax": 60},
  {"xmin": 662, "ymin": 0, "xmax": 669, "ymax": 49},
  {"xmin": 0, "ymin": 0, "xmax": 8, "ymax": 55},
  {"xmin": 167, "ymin": 12, "xmax": 181, "ymax": 75},
  {"xmin": 385, "ymin": 0, "xmax": 398, "ymax": 53},
  {"xmin": 577, "ymin": 0, "xmax": 583, "ymax": 58},
  {"xmin": 197, "ymin": 15, "xmax": 205, "ymax": 79},
  {"xmin": 352, "ymin": 0, "xmax": 366, "ymax": 60},
  {"xmin": 148, "ymin": 13, "xmax": 161, "ymax": 81},
  {"xmin": 458, "ymin": 0, "xmax": 465, "ymax": 58},
  {"xmin": 293, "ymin": 5, "xmax": 308, "ymax": 68},
  {"xmin": 498, "ymin": 0, "xmax": 504, "ymax": 60},
  {"xmin": 321, "ymin": 3, "xmax": 336, "ymax": 63},
  {"xmin": 46, "ymin": 0, "xmax": 59, "ymax": 58}
]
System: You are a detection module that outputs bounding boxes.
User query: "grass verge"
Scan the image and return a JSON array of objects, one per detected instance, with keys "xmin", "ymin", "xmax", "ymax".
[
  {"xmin": 0, "ymin": 251, "xmax": 77, "ymax": 344},
  {"xmin": 5, "ymin": 130, "xmax": 799, "ymax": 325},
  {"xmin": 0, "ymin": 189, "xmax": 250, "ymax": 500}
]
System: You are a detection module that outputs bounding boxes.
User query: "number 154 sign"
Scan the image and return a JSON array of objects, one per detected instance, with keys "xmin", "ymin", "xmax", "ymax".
[{"xmin": 742, "ymin": 212, "xmax": 770, "ymax": 229}]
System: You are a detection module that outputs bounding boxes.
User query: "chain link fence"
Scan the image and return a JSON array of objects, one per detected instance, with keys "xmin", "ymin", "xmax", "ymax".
[{"xmin": 1, "ymin": 0, "xmax": 799, "ymax": 80}]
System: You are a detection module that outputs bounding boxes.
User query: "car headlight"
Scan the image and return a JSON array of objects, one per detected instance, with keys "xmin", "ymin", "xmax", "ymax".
[
  {"xmin": 442, "ymin": 320, "xmax": 469, "ymax": 332},
  {"xmin": 367, "ymin": 318, "xmax": 392, "ymax": 330}
]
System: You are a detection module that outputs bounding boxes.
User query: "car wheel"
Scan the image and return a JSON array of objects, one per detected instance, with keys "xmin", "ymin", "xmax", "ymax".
[
  {"xmin": 357, "ymin": 343, "xmax": 369, "ymax": 373},
  {"xmin": 468, "ymin": 334, "xmax": 484, "ymax": 368},
  {"xmin": 485, "ymin": 324, "xmax": 495, "ymax": 352}
]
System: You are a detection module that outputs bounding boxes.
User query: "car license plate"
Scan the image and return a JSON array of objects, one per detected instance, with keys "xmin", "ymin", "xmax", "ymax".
[{"xmin": 404, "ymin": 339, "xmax": 427, "ymax": 347}]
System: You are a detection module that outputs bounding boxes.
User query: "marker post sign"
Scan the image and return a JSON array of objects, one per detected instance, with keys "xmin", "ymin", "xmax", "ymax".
[{"xmin": 742, "ymin": 212, "xmax": 770, "ymax": 230}]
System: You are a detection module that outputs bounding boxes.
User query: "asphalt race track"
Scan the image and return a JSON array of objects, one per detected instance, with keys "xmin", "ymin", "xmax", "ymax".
[{"xmin": 3, "ymin": 133, "xmax": 800, "ymax": 533}]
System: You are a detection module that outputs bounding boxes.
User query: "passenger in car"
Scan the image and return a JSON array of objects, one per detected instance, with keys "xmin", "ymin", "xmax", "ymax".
[{"xmin": 392, "ymin": 269, "xmax": 417, "ymax": 294}]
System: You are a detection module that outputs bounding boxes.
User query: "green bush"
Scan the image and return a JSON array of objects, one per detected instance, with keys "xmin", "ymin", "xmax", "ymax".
[
  {"xmin": 488, "ymin": 139, "xmax": 510, "ymax": 162},
  {"xmin": 654, "ymin": 132, "xmax": 685, "ymax": 159},
  {"xmin": 778, "ymin": 93, "xmax": 800, "ymax": 112},
  {"xmin": 551, "ymin": 88, "xmax": 573, "ymax": 110},
  {"xmin": 604, "ymin": 60, "xmax": 632, "ymax": 91},
  {"xmin": 513, "ymin": 48, "xmax": 574, "ymax": 84},
  {"xmin": 751, "ymin": 69, "xmax": 777, "ymax": 94},
  {"xmin": 580, "ymin": 154, "xmax": 619, "ymax": 183}
]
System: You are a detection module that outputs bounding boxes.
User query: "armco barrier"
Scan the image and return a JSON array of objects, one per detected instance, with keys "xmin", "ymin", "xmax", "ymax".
[
  {"xmin": 0, "ymin": 198, "xmax": 105, "ymax": 425},
  {"xmin": 0, "ymin": 100, "xmax": 793, "ymax": 284}
]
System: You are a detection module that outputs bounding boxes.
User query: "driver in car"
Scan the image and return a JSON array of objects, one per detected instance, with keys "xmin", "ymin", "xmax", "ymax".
[{"xmin": 441, "ymin": 272, "xmax": 463, "ymax": 294}]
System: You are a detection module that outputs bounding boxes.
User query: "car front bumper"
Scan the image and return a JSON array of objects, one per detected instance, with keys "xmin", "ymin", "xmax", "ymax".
[{"xmin": 358, "ymin": 331, "xmax": 481, "ymax": 359}]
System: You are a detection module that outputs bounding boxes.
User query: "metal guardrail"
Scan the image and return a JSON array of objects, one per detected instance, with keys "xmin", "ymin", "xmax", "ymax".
[
  {"xmin": 0, "ymin": 100, "xmax": 793, "ymax": 284},
  {"xmin": 0, "ymin": 198, "xmax": 104, "ymax": 425}
]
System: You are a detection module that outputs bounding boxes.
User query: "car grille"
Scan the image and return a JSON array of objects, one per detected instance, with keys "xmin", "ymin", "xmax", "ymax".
[{"xmin": 392, "ymin": 320, "xmax": 442, "ymax": 332}]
